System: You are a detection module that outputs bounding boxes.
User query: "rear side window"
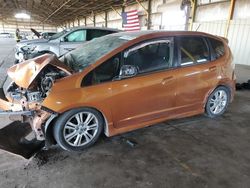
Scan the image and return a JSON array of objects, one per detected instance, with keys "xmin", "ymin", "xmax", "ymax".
[
  {"xmin": 178, "ymin": 37, "xmax": 210, "ymax": 66},
  {"xmin": 87, "ymin": 29, "xmax": 114, "ymax": 41},
  {"xmin": 209, "ymin": 38, "xmax": 225, "ymax": 59}
]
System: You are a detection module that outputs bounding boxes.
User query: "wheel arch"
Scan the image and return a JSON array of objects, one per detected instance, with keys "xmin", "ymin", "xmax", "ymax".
[
  {"xmin": 37, "ymin": 50, "xmax": 55, "ymax": 55},
  {"xmin": 203, "ymin": 84, "xmax": 232, "ymax": 108}
]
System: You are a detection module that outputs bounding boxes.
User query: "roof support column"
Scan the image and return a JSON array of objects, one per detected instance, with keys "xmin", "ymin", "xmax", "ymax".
[
  {"xmin": 77, "ymin": 17, "xmax": 80, "ymax": 26},
  {"xmin": 225, "ymin": 0, "xmax": 236, "ymax": 37},
  {"xmin": 105, "ymin": 11, "xmax": 108, "ymax": 27},
  {"xmin": 135, "ymin": 0, "xmax": 151, "ymax": 30},
  {"xmin": 189, "ymin": 0, "xmax": 197, "ymax": 31},
  {"xmin": 147, "ymin": 0, "xmax": 152, "ymax": 30},
  {"xmin": 93, "ymin": 15, "xmax": 96, "ymax": 27},
  {"xmin": 122, "ymin": 5, "xmax": 125, "ymax": 28}
]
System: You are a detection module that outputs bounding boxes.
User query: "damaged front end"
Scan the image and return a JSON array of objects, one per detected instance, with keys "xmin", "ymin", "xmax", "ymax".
[{"xmin": 0, "ymin": 54, "xmax": 72, "ymax": 142}]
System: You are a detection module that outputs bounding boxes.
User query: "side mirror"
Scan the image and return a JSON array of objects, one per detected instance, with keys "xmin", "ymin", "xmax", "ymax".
[
  {"xmin": 60, "ymin": 37, "xmax": 66, "ymax": 42},
  {"xmin": 119, "ymin": 65, "xmax": 138, "ymax": 79}
]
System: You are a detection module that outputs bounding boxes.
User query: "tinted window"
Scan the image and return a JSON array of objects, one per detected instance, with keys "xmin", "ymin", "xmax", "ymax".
[
  {"xmin": 179, "ymin": 37, "xmax": 209, "ymax": 66},
  {"xmin": 124, "ymin": 40, "xmax": 173, "ymax": 74},
  {"xmin": 87, "ymin": 29, "xmax": 113, "ymax": 41},
  {"xmin": 209, "ymin": 38, "xmax": 225, "ymax": 59},
  {"xmin": 82, "ymin": 54, "xmax": 121, "ymax": 86},
  {"xmin": 65, "ymin": 30, "xmax": 86, "ymax": 42}
]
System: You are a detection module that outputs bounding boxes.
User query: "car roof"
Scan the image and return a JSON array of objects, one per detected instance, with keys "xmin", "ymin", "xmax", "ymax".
[
  {"xmin": 111, "ymin": 30, "xmax": 220, "ymax": 38},
  {"xmin": 112, "ymin": 30, "xmax": 222, "ymax": 40},
  {"xmin": 68, "ymin": 26, "xmax": 121, "ymax": 32}
]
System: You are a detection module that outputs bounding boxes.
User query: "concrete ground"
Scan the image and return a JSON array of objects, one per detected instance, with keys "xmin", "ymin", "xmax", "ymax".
[
  {"xmin": 235, "ymin": 64, "xmax": 250, "ymax": 84},
  {"xmin": 0, "ymin": 38, "xmax": 250, "ymax": 188}
]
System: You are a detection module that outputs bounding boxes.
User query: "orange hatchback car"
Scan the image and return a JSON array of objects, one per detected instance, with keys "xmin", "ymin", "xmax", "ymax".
[{"xmin": 0, "ymin": 31, "xmax": 236, "ymax": 151}]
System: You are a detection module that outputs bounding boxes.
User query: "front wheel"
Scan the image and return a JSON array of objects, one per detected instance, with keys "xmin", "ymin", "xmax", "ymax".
[
  {"xmin": 14, "ymin": 59, "xmax": 19, "ymax": 64},
  {"xmin": 205, "ymin": 86, "xmax": 230, "ymax": 118},
  {"xmin": 53, "ymin": 108, "xmax": 104, "ymax": 151}
]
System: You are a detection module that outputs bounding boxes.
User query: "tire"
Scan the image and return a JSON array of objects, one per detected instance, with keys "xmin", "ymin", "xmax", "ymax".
[
  {"xmin": 53, "ymin": 108, "xmax": 104, "ymax": 151},
  {"xmin": 205, "ymin": 86, "xmax": 230, "ymax": 118},
  {"xmin": 14, "ymin": 59, "xmax": 19, "ymax": 64}
]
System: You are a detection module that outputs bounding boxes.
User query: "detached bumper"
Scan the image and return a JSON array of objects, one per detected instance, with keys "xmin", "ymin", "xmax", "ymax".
[
  {"xmin": 0, "ymin": 110, "xmax": 33, "ymax": 121},
  {"xmin": 0, "ymin": 88, "xmax": 29, "ymax": 121}
]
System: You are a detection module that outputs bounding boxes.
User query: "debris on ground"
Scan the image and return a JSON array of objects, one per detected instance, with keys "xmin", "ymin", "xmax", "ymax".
[
  {"xmin": 236, "ymin": 80, "xmax": 250, "ymax": 90},
  {"xmin": 121, "ymin": 137, "xmax": 138, "ymax": 147}
]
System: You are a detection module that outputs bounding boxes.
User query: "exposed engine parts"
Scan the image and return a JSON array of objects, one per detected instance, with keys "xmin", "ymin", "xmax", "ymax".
[
  {"xmin": 41, "ymin": 74, "xmax": 54, "ymax": 94},
  {"xmin": 7, "ymin": 65, "xmax": 67, "ymax": 104},
  {"xmin": 27, "ymin": 91, "xmax": 42, "ymax": 102},
  {"xmin": 4, "ymin": 65, "xmax": 69, "ymax": 141}
]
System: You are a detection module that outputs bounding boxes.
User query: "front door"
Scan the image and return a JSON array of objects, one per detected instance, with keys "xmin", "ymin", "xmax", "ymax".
[
  {"xmin": 59, "ymin": 29, "xmax": 87, "ymax": 55},
  {"xmin": 111, "ymin": 38, "xmax": 178, "ymax": 128}
]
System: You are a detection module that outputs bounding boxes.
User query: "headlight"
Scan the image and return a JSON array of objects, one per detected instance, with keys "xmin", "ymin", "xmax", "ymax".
[{"xmin": 21, "ymin": 45, "xmax": 37, "ymax": 53}]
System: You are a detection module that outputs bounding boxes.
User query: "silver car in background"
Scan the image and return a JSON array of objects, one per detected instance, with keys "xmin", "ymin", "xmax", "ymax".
[{"xmin": 15, "ymin": 27, "xmax": 120, "ymax": 63}]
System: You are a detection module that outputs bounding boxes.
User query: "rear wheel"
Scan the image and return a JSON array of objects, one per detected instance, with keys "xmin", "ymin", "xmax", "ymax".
[
  {"xmin": 53, "ymin": 108, "xmax": 103, "ymax": 151},
  {"xmin": 205, "ymin": 86, "xmax": 230, "ymax": 118}
]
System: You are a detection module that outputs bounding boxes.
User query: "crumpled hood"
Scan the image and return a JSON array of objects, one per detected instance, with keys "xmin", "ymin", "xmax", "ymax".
[
  {"xmin": 7, "ymin": 54, "xmax": 72, "ymax": 89},
  {"xmin": 16, "ymin": 39, "xmax": 49, "ymax": 50}
]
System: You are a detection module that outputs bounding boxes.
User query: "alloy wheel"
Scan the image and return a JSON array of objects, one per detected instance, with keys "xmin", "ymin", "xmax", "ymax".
[
  {"xmin": 209, "ymin": 89, "xmax": 228, "ymax": 115},
  {"xmin": 63, "ymin": 112, "xmax": 98, "ymax": 147}
]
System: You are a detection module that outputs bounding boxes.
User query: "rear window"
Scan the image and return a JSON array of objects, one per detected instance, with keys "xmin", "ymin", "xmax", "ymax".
[{"xmin": 209, "ymin": 38, "xmax": 225, "ymax": 59}]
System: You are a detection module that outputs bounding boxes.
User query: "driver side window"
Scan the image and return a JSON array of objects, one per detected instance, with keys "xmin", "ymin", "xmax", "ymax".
[
  {"xmin": 82, "ymin": 54, "xmax": 121, "ymax": 87},
  {"xmin": 64, "ymin": 30, "xmax": 87, "ymax": 42}
]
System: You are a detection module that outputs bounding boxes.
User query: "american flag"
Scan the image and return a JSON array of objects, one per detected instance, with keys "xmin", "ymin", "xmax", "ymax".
[{"xmin": 122, "ymin": 10, "xmax": 140, "ymax": 31}]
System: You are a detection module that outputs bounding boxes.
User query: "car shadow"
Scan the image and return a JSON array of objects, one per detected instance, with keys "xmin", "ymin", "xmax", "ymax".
[{"xmin": 0, "ymin": 121, "xmax": 44, "ymax": 159}]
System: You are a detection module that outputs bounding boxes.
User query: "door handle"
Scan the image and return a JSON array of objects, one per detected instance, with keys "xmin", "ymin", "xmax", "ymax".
[
  {"xmin": 162, "ymin": 76, "xmax": 174, "ymax": 85},
  {"xmin": 209, "ymin": 66, "xmax": 217, "ymax": 72}
]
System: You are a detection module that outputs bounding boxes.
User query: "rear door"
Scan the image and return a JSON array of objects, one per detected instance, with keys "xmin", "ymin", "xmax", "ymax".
[
  {"xmin": 110, "ymin": 38, "xmax": 178, "ymax": 128},
  {"xmin": 175, "ymin": 36, "xmax": 219, "ymax": 112}
]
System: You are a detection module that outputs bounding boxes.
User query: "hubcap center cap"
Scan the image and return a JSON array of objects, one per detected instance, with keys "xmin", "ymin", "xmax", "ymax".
[{"xmin": 77, "ymin": 124, "xmax": 87, "ymax": 133}]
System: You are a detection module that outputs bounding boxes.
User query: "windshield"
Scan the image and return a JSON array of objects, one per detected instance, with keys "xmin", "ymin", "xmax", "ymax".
[
  {"xmin": 50, "ymin": 29, "xmax": 68, "ymax": 40},
  {"xmin": 60, "ymin": 34, "xmax": 130, "ymax": 72}
]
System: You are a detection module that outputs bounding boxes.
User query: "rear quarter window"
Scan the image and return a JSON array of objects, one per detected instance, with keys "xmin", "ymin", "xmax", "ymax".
[
  {"xmin": 209, "ymin": 38, "xmax": 225, "ymax": 60},
  {"xmin": 178, "ymin": 36, "xmax": 210, "ymax": 66}
]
